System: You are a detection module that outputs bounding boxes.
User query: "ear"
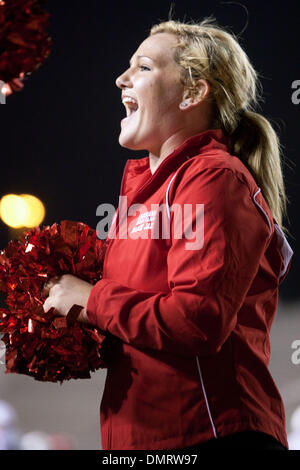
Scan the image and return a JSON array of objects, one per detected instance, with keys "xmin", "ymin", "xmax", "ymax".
[{"xmin": 179, "ymin": 79, "xmax": 210, "ymax": 110}]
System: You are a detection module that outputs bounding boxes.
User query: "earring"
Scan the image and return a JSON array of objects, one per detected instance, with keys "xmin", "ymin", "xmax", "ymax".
[{"xmin": 180, "ymin": 101, "xmax": 188, "ymax": 108}]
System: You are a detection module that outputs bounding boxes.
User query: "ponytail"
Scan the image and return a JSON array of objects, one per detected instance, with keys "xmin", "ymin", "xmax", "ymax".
[{"xmin": 228, "ymin": 110, "xmax": 289, "ymax": 234}]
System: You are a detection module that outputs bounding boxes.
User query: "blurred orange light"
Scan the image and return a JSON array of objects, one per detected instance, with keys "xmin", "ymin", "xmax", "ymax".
[
  {"xmin": 0, "ymin": 193, "xmax": 46, "ymax": 228},
  {"xmin": 21, "ymin": 194, "xmax": 46, "ymax": 228},
  {"xmin": 0, "ymin": 194, "xmax": 27, "ymax": 228}
]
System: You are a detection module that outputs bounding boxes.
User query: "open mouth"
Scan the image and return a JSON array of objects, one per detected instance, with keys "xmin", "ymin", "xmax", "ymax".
[{"xmin": 122, "ymin": 97, "xmax": 139, "ymax": 121}]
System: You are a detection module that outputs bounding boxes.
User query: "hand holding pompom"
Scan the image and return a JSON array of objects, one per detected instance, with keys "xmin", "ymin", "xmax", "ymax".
[
  {"xmin": 0, "ymin": 220, "xmax": 110, "ymax": 383},
  {"xmin": 43, "ymin": 274, "xmax": 94, "ymax": 324},
  {"xmin": 2, "ymin": 72, "xmax": 25, "ymax": 96}
]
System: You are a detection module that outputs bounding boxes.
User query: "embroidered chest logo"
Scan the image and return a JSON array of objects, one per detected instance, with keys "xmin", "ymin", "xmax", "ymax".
[{"xmin": 129, "ymin": 209, "xmax": 157, "ymax": 234}]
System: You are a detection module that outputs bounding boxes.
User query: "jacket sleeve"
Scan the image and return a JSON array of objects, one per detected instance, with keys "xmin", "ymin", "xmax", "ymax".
[{"xmin": 86, "ymin": 166, "xmax": 272, "ymax": 358}]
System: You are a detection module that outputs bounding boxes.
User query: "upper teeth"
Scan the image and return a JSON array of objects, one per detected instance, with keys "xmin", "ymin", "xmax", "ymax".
[{"xmin": 122, "ymin": 97, "xmax": 138, "ymax": 106}]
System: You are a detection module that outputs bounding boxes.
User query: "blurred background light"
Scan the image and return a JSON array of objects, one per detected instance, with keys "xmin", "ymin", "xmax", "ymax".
[
  {"xmin": 20, "ymin": 194, "xmax": 46, "ymax": 228},
  {"xmin": 0, "ymin": 194, "xmax": 45, "ymax": 229},
  {"xmin": 0, "ymin": 194, "xmax": 28, "ymax": 228}
]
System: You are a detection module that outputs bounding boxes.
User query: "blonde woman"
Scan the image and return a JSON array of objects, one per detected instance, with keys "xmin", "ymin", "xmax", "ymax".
[{"xmin": 44, "ymin": 18, "xmax": 293, "ymax": 450}]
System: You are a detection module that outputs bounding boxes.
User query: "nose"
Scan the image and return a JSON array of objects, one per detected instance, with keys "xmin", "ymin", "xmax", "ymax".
[{"xmin": 115, "ymin": 67, "xmax": 132, "ymax": 89}]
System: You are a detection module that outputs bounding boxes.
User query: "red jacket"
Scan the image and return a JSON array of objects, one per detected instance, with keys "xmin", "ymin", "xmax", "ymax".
[{"xmin": 87, "ymin": 128, "xmax": 293, "ymax": 450}]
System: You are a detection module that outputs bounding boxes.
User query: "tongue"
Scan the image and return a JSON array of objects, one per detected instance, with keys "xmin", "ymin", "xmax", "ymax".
[{"xmin": 129, "ymin": 108, "xmax": 137, "ymax": 117}]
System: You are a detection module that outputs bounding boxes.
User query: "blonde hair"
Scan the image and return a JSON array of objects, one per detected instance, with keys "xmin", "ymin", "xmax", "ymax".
[{"xmin": 150, "ymin": 17, "xmax": 290, "ymax": 234}]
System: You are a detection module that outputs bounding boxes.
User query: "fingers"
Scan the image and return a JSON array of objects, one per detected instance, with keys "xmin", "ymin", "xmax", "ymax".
[
  {"xmin": 42, "ymin": 275, "xmax": 62, "ymax": 312},
  {"xmin": 9, "ymin": 78, "xmax": 24, "ymax": 92},
  {"xmin": 3, "ymin": 83, "xmax": 13, "ymax": 96},
  {"xmin": 3, "ymin": 73, "xmax": 25, "ymax": 96},
  {"xmin": 42, "ymin": 275, "xmax": 61, "ymax": 297}
]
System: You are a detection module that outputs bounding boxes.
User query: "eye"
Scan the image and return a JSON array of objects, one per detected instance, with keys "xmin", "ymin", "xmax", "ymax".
[{"xmin": 139, "ymin": 65, "xmax": 151, "ymax": 71}]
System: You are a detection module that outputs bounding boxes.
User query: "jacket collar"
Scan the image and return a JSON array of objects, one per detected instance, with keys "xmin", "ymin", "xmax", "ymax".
[{"xmin": 121, "ymin": 128, "xmax": 230, "ymax": 198}]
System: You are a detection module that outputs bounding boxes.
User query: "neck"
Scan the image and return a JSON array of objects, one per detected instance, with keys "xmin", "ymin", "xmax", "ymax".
[{"xmin": 149, "ymin": 127, "xmax": 209, "ymax": 175}]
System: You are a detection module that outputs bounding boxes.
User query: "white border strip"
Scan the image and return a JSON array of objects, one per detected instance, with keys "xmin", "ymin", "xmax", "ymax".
[
  {"xmin": 165, "ymin": 173, "xmax": 177, "ymax": 220},
  {"xmin": 274, "ymin": 223, "xmax": 294, "ymax": 278},
  {"xmin": 196, "ymin": 356, "xmax": 218, "ymax": 438},
  {"xmin": 252, "ymin": 188, "xmax": 272, "ymax": 236}
]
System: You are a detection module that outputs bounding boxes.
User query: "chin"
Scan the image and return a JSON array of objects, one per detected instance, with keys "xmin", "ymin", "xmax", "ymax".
[
  {"xmin": 119, "ymin": 137, "xmax": 136, "ymax": 150},
  {"xmin": 119, "ymin": 132, "xmax": 143, "ymax": 151}
]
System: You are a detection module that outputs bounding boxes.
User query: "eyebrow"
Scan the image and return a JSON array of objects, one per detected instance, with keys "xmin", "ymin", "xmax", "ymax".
[{"xmin": 129, "ymin": 55, "xmax": 154, "ymax": 66}]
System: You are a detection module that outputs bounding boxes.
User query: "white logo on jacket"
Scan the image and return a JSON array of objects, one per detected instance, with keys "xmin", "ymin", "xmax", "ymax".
[{"xmin": 130, "ymin": 209, "xmax": 156, "ymax": 234}]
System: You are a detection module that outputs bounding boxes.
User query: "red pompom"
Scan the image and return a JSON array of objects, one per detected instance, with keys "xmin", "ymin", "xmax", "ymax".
[
  {"xmin": 0, "ymin": 221, "xmax": 110, "ymax": 383},
  {"xmin": 0, "ymin": 0, "xmax": 52, "ymax": 83}
]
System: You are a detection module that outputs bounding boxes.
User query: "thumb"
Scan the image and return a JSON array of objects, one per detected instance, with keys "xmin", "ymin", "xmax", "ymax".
[{"xmin": 43, "ymin": 296, "xmax": 54, "ymax": 313}]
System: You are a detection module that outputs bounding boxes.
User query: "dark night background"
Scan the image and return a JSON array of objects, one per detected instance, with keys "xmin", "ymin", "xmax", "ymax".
[
  {"xmin": 0, "ymin": 0, "xmax": 298, "ymax": 299},
  {"xmin": 0, "ymin": 0, "xmax": 299, "ymax": 450}
]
